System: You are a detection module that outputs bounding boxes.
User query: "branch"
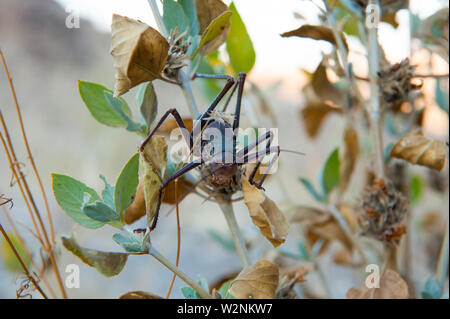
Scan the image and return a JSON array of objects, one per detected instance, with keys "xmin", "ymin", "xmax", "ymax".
[
  {"xmin": 0, "ymin": 223, "xmax": 48, "ymax": 299},
  {"xmin": 149, "ymin": 247, "xmax": 211, "ymax": 299},
  {"xmin": 218, "ymin": 201, "xmax": 250, "ymax": 268}
]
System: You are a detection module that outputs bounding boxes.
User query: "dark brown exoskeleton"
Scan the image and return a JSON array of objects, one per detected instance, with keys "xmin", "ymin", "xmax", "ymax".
[{"xmin": 140, "ymin": 72, "xmax": 280, "ymax": 231}]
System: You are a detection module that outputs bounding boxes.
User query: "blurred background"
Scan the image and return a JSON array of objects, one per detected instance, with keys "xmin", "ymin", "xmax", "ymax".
[{"xmin": 0, "ymin": 0, "xmax": 448, "ymax": 298}]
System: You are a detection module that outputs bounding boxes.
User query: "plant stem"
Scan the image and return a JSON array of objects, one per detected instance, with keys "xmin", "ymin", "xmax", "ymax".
[
  {"xmin": 0, "ymin": 223, "xmax": 48, "ymax": 299},
  {"xmin": 147, "ymin": 0, "xmax": 200, "ymax": 118},
  {"xmin": 149, "ymin": 246, "xmax": 211, "ymax": 299},
  {"xmin": 148, "ymin": 0, "xmax": 167, "ymax": 37},
  {"xmin": 366, "ymin": 0, "xmax": 385, "ymax": 179},
  {"xmin": 328, "ymin": 204, "xmax": 368, "ymax": 265},
  {"xmin": 178, "ymin": 70, "xmax": 200, "ymax": 118},
  {"xmin": 218, "ymin": 201, "xmax": 250, "ymax": 268},
  {"xmin": 436, "ymin": 222, "xmax": 449, "ymax": 294}
]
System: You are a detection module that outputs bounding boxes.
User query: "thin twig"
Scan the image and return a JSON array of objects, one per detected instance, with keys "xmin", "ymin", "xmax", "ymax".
[
  {"xmin": 218, "ymin": 201, "xmax": 250, "ymax": 268},
  {"xmin": 0, "ymin": 50, "xmax": 56, "ymax": 245},
  {"xmin": 328, "ymin": 204, "xmax": 368, "ymax": 265},
  {"xmin": 149, "ymin": 246, "xmax": 211, "ymax": 299},
  {"xmin": 2, "ymin": 206, "xmax": 58, "ymax": 298},
  {"xmin": 366, "ymin": 0, "xmax": 385, "ymax": 179},
  {"xmin": 0, "ymin": 222, "xmax": 48, "ymax": 299},
  {"xmin": 0, "ymin": 53, "xmax": 67, "ymax": 298},
  {"xmin": 436, "ymin": 222, "xmax": 449, "ymax": 295},
  {"xmin": 165, "ymin": 179, "xmax": 181, "ymax": 299}
]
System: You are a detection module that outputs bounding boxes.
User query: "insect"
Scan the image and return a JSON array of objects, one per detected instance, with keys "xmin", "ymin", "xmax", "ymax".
[{"xmin": 141, "ymin": 72, "xmax": 281, "ymax": 231}]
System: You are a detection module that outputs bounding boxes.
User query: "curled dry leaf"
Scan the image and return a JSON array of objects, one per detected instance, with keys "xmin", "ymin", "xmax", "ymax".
[
  {"xmin": 119, "ymin": 291, "xmax": 163, "ymax": 299},
  {"xmin": 195, "ymin": 0, "xmax": 231, "ymax": 55},
  {"xmin": 110, "ymin": 14, "xmax": 169, "ymax": 97},
  {"xmin": 197, "ymin": 11, "xmax": 232, "ymax": 56},
  {"xmin": 140, "ymin": 136, "xmax": 168, "ymax": 226},
  {"xmin": 301, "ymin": 102, "xmax": 341, "ymax": 138},
  {"xmin": 229, "ymin": 259, "xmax": 279, "ymax": 299},
  {"xmin": 62, "ymin": 236, "xmax": 128, "ymax": 277},
  {"xmin": 311, "ymin": 62, "xmax": 344, "ymax": 106},
  {"xmin": 123, "ymin": 179, "xmax": 145, "ymax": 224},
  {"xmin": 196, "ymin": 0, "xmax": 229, "ymax": 33},
  {"xmin": 281, "ymin": 24, "xmax": 349, "ymax": 52},
  {"xmin": 347, "ymin": 269, "xmax": 409, "ymax": 299},
  {"xmin": 390, "ymin": 130, "xmax": 446, "ymax": 171},
  {"xmin": 242, "ymin": 177, "xmax": 289, "ymax": 247},
  {"xmin": 339, "ymin": 126, "xmax": 359, "ymax": 195},
  {"xmin": 289, "ymin": 205, "xmax": 356, "ymax": 253}
]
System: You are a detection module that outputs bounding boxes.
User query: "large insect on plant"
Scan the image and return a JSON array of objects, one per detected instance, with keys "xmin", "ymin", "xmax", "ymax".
[{"xmin": 141, "ymin": 72, "xmax": 280, "ymax": 231}]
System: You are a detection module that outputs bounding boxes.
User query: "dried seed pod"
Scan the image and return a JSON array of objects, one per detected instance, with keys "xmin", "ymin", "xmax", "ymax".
[
  {"xmin": 162, "ymin": 28, "xmax": 189, "ymax": 80},
  {"xmin": 359, "ymin": 178, "xmax": 409, "ymax": 244},
  {"xmin": 386, "ymin": 162, "xmax": 408, "ymax": 195},
  {"xmin": 378, "ymin": 58, "xmax": 422, "ymax": 107}
]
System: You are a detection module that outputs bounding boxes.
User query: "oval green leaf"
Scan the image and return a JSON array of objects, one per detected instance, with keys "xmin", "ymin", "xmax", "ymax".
[
  {"xmin": 52, "ymin": 173, "xmax": 104, "ymax": 229},
  {"xmin": 226, "ymin": 2, "xmax": 255, "ymax": 74}
]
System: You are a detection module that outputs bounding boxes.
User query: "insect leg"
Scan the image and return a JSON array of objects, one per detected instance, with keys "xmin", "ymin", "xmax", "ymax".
[
  {"xmin": 150, "ymin": 161, "xmax": 202, "ymax": 230},
  {"xmin": 249, "ymin": 149, "xmax": 280, "ymax": 190},
  {"xmin": 236, "ymin": 130, "xmax": 273, "ymax": 163},
  {"xmin": 140, "ymin": 108, "xmax": 192, "ymax": 152}
]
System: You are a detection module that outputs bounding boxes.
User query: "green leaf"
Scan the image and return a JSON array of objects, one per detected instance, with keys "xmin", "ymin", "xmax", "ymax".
[
  {"xmin": 421, "ymin": 277, "xmax": 442, "ymax": 299},
  {"xmin": 181, "ymin": 276, "xmax": 209, "ymax": 299},
  {"xmin": 52, "ymin": 174, "xmax": 105, "ymax": 229},
  {"xmin": 194, "ymin": 11, "xmax": 232, "ymax": 57},
  {"xmin": 319, "ymin": 148, "xmax": 340, "ymax": 196},
  {"xmin": 197, "ymin": 275, "xmax": 209, "ymax": 292},
  {"xmin": 78, "ymin": 81, "xmax": 131, "ymax": 128},
  {"xmin": 113, "ymin": 233, "xmax": 146, "ymax": 253},
  {"xmin": 435, "ymin": 78, "xmax": 449, "ymax": 114},
  {"xmin": 104, "ymin": 91, "xmax": 145, "ymax": 134},
  {"xmin": 62, "ymin": 235, "xmax": 128, "ymax": 277},
  {"xmin": 181, "ymin": 286, "xmax": 199, "ymax": 299},
  {"xmin": 162, "ymin": 0, "xmax": 189, "ymax": 35},
  {"xmin": 114, "ymin": 153, "xmax": 140, "ymax": 220},
  {"xmin": 226, "ymin": 2, "xmax": 255, "ymax": 74},
  {"xmin": 218, "ymin": 280, "xmax": 235, "ymax": 299},
  {"xmin": 299, "ymin": 177, "xmax": 325, "ymax": 203},
  {"xmin": 137, "ymin": 82, "xmax": 158, "ymax": 130},
  {"xmin": 82, "ymin": 201, "xmax": 120, "ymax": 223},
  {"xmin": 99, "ymin": 174, "xmax": 115, "ymax": 209},
  {"xmin": 409, "ymin": 175, "xmax": 423, "ymax": 205},
  {"xmin": 179, "ymin": 0, "xmax": 200, "ymax": 36}
]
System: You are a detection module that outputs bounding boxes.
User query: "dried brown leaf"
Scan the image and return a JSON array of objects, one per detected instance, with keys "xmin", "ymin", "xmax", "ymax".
[
  {"xmin": 242, "ymin": 177, "xmax": 289, "ymax": 247},
  {"xmin": 110, "ymin": 14, "xmax": 169, "ymax": 97},
  {"xmin": 390, "ymin": 130, "xmax": 447, "ymax": 171},
  {"xmin": 119, "ymin": 291, "xmax": 164, "ymax": 299},
  {"xmin": 196, "ymin": 0, "xmax": 229, "ymax": 33},
  {"xmin": 347, "ymin": 269, "xmax": 409, "ymax": 299},
  {"xmin": 301, "ymin": 102, "xmax": 341, "ymax": 138},
  {"xmin": 140, "ymin": 136, "xmax": 168, "ymax": 226},
  {"xmin": 230, "ymin": 259, "xmax": 279, "ymax": 299},
  {"xmin": 198, "ymin": 11, "xmax": 232, "ymax": 56},
  {"xmin": 281, "ymin": 24, "xmax": 349, "ymax": 52},
  {"xmin": 124, "ymin": 179, "xmax": 146, "ymax": 224},
  {"xmin": 339, "ymin": 126, "xmax": 359, "ymax": 194},
  {"xmin": 289, "ymin": 205, "xmax": 356, "ymax": 252},
  {"xmin": 311, "ymin": 62, "xmax": 344, "ymax": 106}
]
